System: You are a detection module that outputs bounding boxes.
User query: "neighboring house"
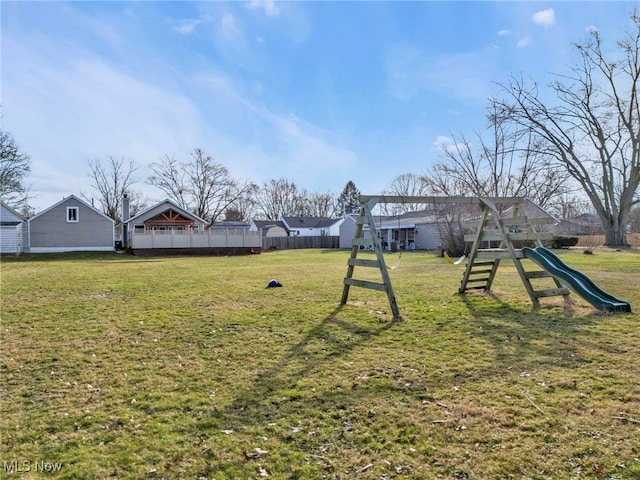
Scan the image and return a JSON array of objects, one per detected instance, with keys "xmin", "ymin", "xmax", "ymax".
[
  {"xmin": 282, "ymin": 216, "xmax": 343, "ymax": 237},
  {"xmin": 210, "ymin": 221, "xmax": 251, "ymax": 231},
  {"xmin": 555, "ymin": 213, "xmax": 603, "ymax": 236},
  {"xmin": 25, "ymin": 194, "xmax": 115, "ymax": 253},
  {"xmin": 364, "ymin": 210, "xmax": 442, "ymax": 251},
  {"xmin": 124, "ymin": 199, "xmax": 208, "ymax": 235},
  {"xmin": 0, "ymin": 201, "xmax": 25, "ymax": 255},
  {"xmin": 249, "ymin": 220, "xmax": 289, "ymax": 237},
  {"xmin": 124, "ymin": 199, "xmax": 260, "ymax": 254}
]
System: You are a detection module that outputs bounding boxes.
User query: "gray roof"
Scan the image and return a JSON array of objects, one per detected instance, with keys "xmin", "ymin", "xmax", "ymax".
[
  {"xmin": 282, "ymin": 216, "xmax": 338, "ymax": 229},
  {"xmin": 253, "ymin": 220, "xmax": 288, "ymax": 230},
  {"xmin": 125, "ymin": 199, "xmax": 207, "ymax": 225}
]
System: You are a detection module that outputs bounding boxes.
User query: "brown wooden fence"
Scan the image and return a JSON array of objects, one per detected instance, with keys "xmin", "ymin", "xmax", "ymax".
[{"xmin": 262, "ymin": 236, "xmax": 340, "ymax": 250}]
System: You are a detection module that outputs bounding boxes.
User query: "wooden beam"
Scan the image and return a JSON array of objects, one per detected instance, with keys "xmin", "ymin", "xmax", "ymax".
[
  {"xmin": 464, "ymin": 216, "xmax": 556, "ymax": 228},
  {"xmin": 464, "ymin": 232, "xmax": 554, "ymax": 242},
  {"xmin": 476, "ymin": 249, "xmax": 526, "ymax": 259}
]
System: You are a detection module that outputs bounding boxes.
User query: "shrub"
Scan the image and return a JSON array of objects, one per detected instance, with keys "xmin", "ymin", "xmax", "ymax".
[{"xmin": 544, "ymin": 235, "xmax": 579, "ymax": 249}]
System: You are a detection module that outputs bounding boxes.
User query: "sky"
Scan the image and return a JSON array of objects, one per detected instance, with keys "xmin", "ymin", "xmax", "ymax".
[{"xmin": 2, "ymin": 1, "xmax": 636, "ymax": 213}]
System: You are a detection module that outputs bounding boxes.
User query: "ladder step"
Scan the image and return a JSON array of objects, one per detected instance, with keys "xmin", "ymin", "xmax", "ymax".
[
  {"xmin": 343, "ymin": 278, "xmax": 387, "ymax": 292},
  {"xmin": 471, "ymin": 260, "xmax": 497, "ymax": 266},
  {"xmin": 470, "ymin": 268, "xmax": 493, "ymax": 275},
  {"xmin": 467, "ymin": 277, "xmax": 490, "ymax": 283},
  {"xmin": 525, "ymin": 270, "xmax": 554, "ymax": 279},
  {"xmin": 533, "ymin": 287, "xmax": 571, "ymax": 298},
  {"xmin": 464, "ymin": 285, "xmax": 488, "ymax": 290},
  {"xmin": 348, "ymin": 258, "xmax": 380, "ymax": 268}
]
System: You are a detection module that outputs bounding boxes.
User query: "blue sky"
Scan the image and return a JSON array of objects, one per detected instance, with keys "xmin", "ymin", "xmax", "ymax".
[{"xmin": 2, "ymin": 1, "xmax": 636, "ymax": 212}]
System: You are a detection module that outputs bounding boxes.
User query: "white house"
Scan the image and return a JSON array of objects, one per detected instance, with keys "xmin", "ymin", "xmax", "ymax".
[
  {"xmin": 281, "ymin": 216, "xmax": 344, "ymax": 237},
  {"xmin": 0, "ymin": 201, "xmax": 25, "ymax": 255}
]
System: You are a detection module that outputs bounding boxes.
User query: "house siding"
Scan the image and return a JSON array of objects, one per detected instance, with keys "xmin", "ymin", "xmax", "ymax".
[
  {"xmin": 28, "ymin": 198, "xmax": 114, "ymax": 252},
  {"xmin": 415, "ymin": 223, "xmax": 442, "ymax": 250},
  {"xmin": 339, "ymin": 217, "xmax": 357, "ymax": 248},
  {"xmin": 0, "ymin": 224, "xmax": 22, "ymax": 254}
]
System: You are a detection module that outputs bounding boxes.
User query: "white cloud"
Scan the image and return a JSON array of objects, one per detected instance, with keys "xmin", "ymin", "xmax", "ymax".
[
  {"xmin": 5, "ymin": 17, "xmax": 360, "ymax": 211},
  {"xmin": 173, "ymin": 19, "xmax": 202, "ymax": 35},
  {"xmin": 517, "ymin": 36, "xmax": 533, "ymax": 48},
  {"xmin": 497, "ymin": 29, "xmax": 511, "ymax": 36},
  {"xmin": 247, "ymin": 0, "xmax": 281, "ymax": 17},
  {"xmin": 432, "ymin": 135, "xmax": 453, "ymax": 151},
  {"xmin": 221, "ymin": 13, "xmax": 240, "ymax": 38},
  {"xmin": 532, "ymin": 8, "xmax": 555, "ymax": 27}
]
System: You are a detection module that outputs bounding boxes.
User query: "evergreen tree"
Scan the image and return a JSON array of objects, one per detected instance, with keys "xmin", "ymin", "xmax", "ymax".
[{"xmin": 335, "ymin": 180, "xmax": 361, "ymax": 216}]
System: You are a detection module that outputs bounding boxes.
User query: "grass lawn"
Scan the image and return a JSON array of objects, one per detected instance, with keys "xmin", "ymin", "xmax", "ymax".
[{"xmin": 1, "ymin": 248, "xmax": 638, "ymax": 479}]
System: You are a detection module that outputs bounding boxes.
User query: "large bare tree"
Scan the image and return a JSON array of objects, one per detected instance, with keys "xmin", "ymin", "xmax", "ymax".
[
  {"xmin": 0, "ymin": 130, "xmax": 31, "ymax": 212},
  {"xmin": 83, "ymin": 156, "xmax": 145, "ymax": 222},
  {"xmin": 422, "ymin": 109, "xmax": 569, "ymax": 211},
  {"xmin": 148, "ymin": 148, "xmax": 255, "ymax": 223},
  {"xmin": 491, "ymin": 11, "xmax": 640, "ymax": 246}
]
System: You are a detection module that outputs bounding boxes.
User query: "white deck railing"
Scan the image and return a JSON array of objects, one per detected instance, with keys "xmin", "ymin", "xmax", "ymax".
[{"xmin": 130, "ymin": 229, "xmax": 261, "ymax": 249}]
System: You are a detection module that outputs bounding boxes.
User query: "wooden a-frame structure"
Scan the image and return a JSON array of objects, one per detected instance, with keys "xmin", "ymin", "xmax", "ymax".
[{"xmin": 340, "ymin": 195, "xmax": 569, "ymax": 318}]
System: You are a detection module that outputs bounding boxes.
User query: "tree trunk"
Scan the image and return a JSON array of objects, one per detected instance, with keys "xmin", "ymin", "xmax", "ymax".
[{"xmin": 603, "ymin": 220, "xmax": 628, "ymax": 247}]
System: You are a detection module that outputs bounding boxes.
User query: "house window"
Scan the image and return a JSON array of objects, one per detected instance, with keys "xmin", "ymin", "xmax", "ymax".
[{"xmin": 67, "ymin": 206, "xmax": 79, "ymax": 223}]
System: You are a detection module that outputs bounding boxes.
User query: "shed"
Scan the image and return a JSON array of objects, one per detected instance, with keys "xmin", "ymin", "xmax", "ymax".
[{"xmin": 250, "ymin": 220, "xmax": 289, "ymax": 237}]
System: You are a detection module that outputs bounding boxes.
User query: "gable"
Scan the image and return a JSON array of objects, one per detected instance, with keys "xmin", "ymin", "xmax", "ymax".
[
  {"xmin": 145, "ymin": 209, "xmax": 196, "ymax": 228},
  {"xmin": 29, "ymin": 194, "xmax": 114, "ymax": 225},
  {"xmin": 125, "ymin": 200, "xmax": 207, "ymax": 228}
]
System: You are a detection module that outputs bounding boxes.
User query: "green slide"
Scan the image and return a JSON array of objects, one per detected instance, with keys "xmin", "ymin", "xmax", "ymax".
[{"xmin": 522, "ymin": 246, "xmax": 632, "ymax": 313}]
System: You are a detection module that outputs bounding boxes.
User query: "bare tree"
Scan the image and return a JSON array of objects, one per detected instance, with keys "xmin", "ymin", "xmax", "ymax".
[
  {"xmin": 306, "ymin": 191, "xmax": 335, "ymax": 217},
  {"xmin": 83, "ymin": 156, "xmax": 144, "ymax": 223},
  {"xmin": 491, "ymin": 11, "xmax": 640, "ymax": 246},
  {"xmin": 149, "ymin": 148, "xmax": 254, "ymax": 223},
  {"xmin": 0, "ymin": 131, "xmax": 31, "ymax": 212},
  {"xmin": 225, "ymin": 183, "xmax": 259, "ymax": 222},
  {"xmin": 382, "ymin": 173, "xmax": 431, "ymax": 214},
  {"xmin": 254, "ymin": 178, "xmax": 307, "ymax": 220},
  {"xmin": 551, "ymin": 194, "xmax": 594, "ymax": 220},
  {"xmin": 148, "ymin": 155, "xmax": 189, "ymax": 209},
  {"xmin": 422, "ymin": 110, "xmax": 569, "ymax": 211}
]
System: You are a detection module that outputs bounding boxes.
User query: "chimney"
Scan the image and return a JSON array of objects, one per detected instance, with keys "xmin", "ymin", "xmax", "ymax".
[
  {"xmin": 122, "ymin": 194, "xmax": 130, "ymax": 222},
  {"xmin": 122, "ymin": 194, "xmax": 130, "ymax": 250}
]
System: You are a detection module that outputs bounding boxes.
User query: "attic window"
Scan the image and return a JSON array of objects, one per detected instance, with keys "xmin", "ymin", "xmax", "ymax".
[{"xmin": 67, "ymin": 206, "xmax": 79, "ymax": 223}]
